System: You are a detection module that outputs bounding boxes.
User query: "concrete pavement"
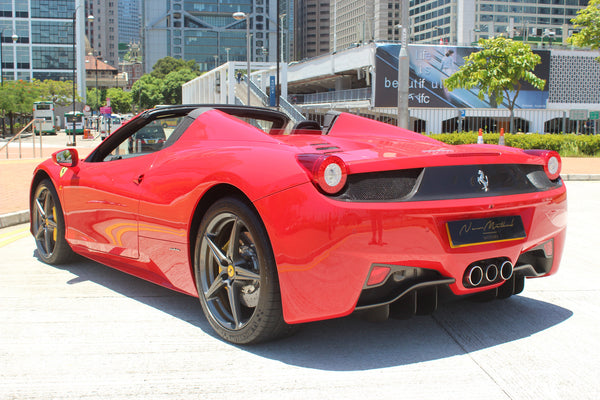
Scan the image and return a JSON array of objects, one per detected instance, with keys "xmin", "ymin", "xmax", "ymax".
[{"xmin": 0, "ymin": 180, "xmax": 599, "ymax": 399}]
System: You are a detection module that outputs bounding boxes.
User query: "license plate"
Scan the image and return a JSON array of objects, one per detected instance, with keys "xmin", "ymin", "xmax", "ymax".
[
  {"xmin": 446, "ymin": 216, "xmax": 526, "ymax": 248},
  {"xmin": 147, "ymin": 139, "xmax": 156, "ymax": 144}
]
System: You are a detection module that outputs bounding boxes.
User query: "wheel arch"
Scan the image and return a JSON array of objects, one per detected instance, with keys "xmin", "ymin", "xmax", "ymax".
[
  {"xmin": 29, "ymin": 170, "xmax": 53, "ymax": 230},
  {"xmin": 187, "ymin": 183, "xmax": 277, "ymax": 290}
]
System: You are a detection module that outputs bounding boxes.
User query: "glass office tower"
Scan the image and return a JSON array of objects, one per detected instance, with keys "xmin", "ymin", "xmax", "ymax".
[
  {"xmin": 143, "ymin": 0, "xmax": 292, "ymax": 73},
  {"xmin": 0, "ymin": 0, "xmax": 88, "ymax": 83}
]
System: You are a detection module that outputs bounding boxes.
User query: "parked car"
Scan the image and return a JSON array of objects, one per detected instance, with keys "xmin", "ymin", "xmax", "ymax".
[
  {"xmin": 30, "ymin": 105, "xmax": 567, "ymax": 344},
  {"xmin": 128, "ymin": 121, "xmax": 166, "ymax": 153}
]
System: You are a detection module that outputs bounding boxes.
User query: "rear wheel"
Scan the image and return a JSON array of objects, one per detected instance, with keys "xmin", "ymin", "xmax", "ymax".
[
  {"xmin": 32, "ymin": 179, "xmax": 74, "ymax": 264},
  {"xmin": 194, "ymin": 198, "xmax": 292, "ymax": 344}
]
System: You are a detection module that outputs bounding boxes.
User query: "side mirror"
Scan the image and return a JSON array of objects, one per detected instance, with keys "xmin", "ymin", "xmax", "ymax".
[{"xmin": 52, "ymin": 148, "xmax": 79, "ymax": 168}]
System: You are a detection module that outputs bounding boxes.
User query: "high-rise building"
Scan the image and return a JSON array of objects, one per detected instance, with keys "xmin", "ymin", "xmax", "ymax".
[
  {"xmin": 407, "ymin": 0, "xmax": 586, "ymax": 46},
  {"xmin": 142, "ymin": 0, "xmax": 293, "ymax": 74},
  {"xmin": 329, "ymin": 0, "xmax": 375, "ymax": 52},
  {"xmin": 294, "ymin": 0, "xmax": 329, "ymax": 60},
  {"xmin": 327, "ymin": 0, "xmax": 588, "ymax": 51},
  {"xmin": 85, "ymin": 0, "xmax": 119, "ymax": 68},
  {"xmin": 118, "ymin": 0, "xmax": 141, "ymax": 46},
  {"xmin": 0, "ymin": 0, "xmax": 87, "ymax": 99},
  {"xmin": 279, "ymin": 0, "xmax": 294, "ymax": 63}
]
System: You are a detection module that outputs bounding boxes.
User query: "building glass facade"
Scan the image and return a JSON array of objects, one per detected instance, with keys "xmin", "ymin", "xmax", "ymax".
[
  {"xmin": 326, "ymin": 0, "xmax": 588, "ymax": 53},
  {"xmin": 143, "ymin": 0, "xmax": 293, "ymax": 73},
  {"xmin": 118, "ymin": 0, "xmax": 141, "ymax": 46},
  {"xmin": 408, "ymin": 0, "xmax": 588, "ymax": 46},
  {"xmin": 0, "ymin": 0, "xmax": 85, "ymax": 85}
]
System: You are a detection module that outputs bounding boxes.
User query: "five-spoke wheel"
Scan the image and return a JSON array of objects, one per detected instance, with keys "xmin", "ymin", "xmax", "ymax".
[
  {"xmin": 32, "ymin": 179, "xmax": 74, "ymax": 264},
  {"xmin": 194, "ymin": 198, "xmax": 290, "ymax": 344}
]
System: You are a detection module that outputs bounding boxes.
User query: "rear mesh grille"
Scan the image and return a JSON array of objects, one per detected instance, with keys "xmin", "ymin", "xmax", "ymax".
[
  {"xmin": 333, "ymin": 169, "xmax": 422, "ymax": 201},
  {"xmin": 328, "ymin": 164, "xmax": 561, "ymax": 202}
]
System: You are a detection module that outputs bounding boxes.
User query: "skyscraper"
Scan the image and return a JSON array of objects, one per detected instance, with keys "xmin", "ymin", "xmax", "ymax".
[
  {"xmin": 294, "ymin": 0, "xmax": 329, "ymax": 60},
  {"xmin": 0, "ymin": 0, "xmax": 86, "ymax": 99},
  {"xmin": 143, "ymin": 0, "xmax": 288, "ymax": 74},
  {"xmin": 85, "ymin": 0, "xmax": 119, "ymax": 68},
  {"xmin": 118, "ymin": 0, "xmax": 141, "ymax": 46},
  {"xmin": 326, "ymin": 0, "xmax": 588, "ymax": 52}
]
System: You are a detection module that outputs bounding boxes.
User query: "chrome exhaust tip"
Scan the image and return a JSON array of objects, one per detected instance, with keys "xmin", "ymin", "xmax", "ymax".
[
  {"xmin": 485, "ymin": 264, "xmax": 498, "ymax": 282},
  {"xmin": 500, "ymin": 260, "xmax": 514, "ymax": 280},
  {"xmin": 468, "ymin": 265, "xmax": 484, "ymax": 287}
]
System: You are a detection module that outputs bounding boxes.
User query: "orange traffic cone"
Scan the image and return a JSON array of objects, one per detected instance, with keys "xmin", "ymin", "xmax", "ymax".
[
  {"xmin": 499, "ymin": 128, "xmax": 505, "ymax": 145},
  {"xmin": 477, "ymin": 128, "xmax": 484, "ymax": 144}
]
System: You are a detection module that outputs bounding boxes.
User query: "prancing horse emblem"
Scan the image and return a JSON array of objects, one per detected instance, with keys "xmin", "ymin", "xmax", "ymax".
[{"xmin": 477, "ymin": 170, "xmax": 489, "ymax": 192}]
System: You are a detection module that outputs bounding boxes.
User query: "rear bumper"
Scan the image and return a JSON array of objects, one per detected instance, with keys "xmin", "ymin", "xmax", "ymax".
[{"xmin": 255, "ymin": 182, "xmax": 567, "ymax": 324}]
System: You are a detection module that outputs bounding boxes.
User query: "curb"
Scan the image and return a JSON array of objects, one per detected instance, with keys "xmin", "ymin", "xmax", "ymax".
[
  {"xmin": 1, "ymin": 174, "xmax": 599, "ymax": 230},
  {"xmin": 0, "ymin": 210, "xmax": 30, "ymax": 229},
  {"xmin": 562, "ymin": 174, "xmax": 600, "ymax": 181}
]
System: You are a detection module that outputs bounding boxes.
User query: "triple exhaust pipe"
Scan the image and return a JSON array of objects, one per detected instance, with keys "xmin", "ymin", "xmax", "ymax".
[{"xmin": 466, "ymin": 260, "xmax": 514, "ymax": 287}]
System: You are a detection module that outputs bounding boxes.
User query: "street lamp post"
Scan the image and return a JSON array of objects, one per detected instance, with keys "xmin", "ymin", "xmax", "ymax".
[
  {"xmin": 279, "ymin": 13, "xmax": 286, "ymax": 63},
  {"xmin": 70, "ymin": 10, "xmax": 77, "ymax": 146},
  {"xmin": 397, "ymin": 0, "xmax": 410, "ymax": 129},
  {"xmin": 95, "ymin": 56, "xmax": 98, "ymax": 130},
  {"xmin": 1, "ymin": 32, "xmax": 19, "ymax": 137},
  {"xmin": 69, "ymin": 9, "xmax": 93, "ymax": 146},
  {"xmin": 1, "ymin": 29, "xmax": 4, "ymax": 88},
  {"xmin": 233, "ymin": 11, "xmax": 251, "ymax": 105}
]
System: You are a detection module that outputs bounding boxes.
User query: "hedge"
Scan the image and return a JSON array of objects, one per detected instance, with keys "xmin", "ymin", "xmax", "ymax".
[{"xmin": 427, "ymin": 132, "xmax": 600, "ymax": 156}]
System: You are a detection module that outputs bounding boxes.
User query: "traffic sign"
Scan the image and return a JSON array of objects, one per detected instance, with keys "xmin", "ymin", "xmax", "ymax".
[
  {"xmin": 589, "ymin": 111, "xmax": 599, "ymax": 120},
  {"xmin": 570, "ymin": 109, "xmax": 588, "ymax": 120}
]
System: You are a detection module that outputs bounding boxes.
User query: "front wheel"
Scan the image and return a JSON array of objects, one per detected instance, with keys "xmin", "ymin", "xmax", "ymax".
[
  {"xmin": 194, "ymin": 198, "xmax": 292, "ymax": 344},
  {"xmin": 32, "ymin": 179, "xmax": 75, "ymax": 264}
]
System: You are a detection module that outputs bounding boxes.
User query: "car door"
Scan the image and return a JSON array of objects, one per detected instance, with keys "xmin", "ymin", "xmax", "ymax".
[
  {"xmin": 60, "ymin": 114, "xmax": 172, "ymax": 259},
  {"xmin": 61, "ymin": 151, "xmax": 157, "ymax": 259}
]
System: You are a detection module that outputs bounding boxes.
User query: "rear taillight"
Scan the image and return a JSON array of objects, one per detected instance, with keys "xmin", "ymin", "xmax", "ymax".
[
  {"xmin": 524, "ymin": 150, "xmax": 561, "ymax": 180},
  {"xmin": 297, "ymin": 154, "xmax": 348, "ymax": 194}
]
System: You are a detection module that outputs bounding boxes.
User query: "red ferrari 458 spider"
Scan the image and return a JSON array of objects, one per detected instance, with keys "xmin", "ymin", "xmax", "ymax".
[{"xmin": 30, "ymin": 105, "xmax": 567, "ymax": 344}]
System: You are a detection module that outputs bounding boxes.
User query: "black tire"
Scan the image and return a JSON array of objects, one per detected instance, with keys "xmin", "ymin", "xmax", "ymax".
[
  {"xmin": 32, "ymin": 179, "xmax": 75, "ymax": 264},
  {"xmin": 194, "ymin": 197, "xmax": 292, "ymax": 344}
]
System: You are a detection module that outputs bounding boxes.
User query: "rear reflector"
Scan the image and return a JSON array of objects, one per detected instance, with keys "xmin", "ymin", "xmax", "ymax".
[{"xmin": 367, "ymin": 265, "xmax": 391, "ymax": 287}]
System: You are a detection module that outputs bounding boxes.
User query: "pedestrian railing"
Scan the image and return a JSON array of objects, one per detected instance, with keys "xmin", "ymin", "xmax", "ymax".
[
  {"xmin": 279, "ymin": 96, "xmax": 306, "ymax": 123},
  {"xmin": 1, "ymin": 119, "xmax": 44, "ymax": 159},
  {"xmin": 247, "ymin": 78, "xmax": 306, "ymax": 123},
  {"xmin": 247, "ymin": 78, "xmax": 270, "ymax": 106},
  {"xmin": 290, "ymin": 88, "xmax": 372, "ymax": 105}
]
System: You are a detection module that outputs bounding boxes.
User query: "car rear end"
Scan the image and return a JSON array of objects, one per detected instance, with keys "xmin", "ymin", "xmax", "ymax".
[{"xmin": 256, "ymin": 113, "xmax": 567, "ymax": 324}]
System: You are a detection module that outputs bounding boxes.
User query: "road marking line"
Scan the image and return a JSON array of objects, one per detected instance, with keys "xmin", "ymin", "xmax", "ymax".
[{"xmin": 0, "ymin": 227, "xmax": 30, "ymax": 247}]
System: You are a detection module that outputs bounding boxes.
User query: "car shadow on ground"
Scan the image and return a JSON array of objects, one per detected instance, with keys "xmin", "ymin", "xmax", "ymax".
[{"xmin": 42, "ymin": 251, "xmax": 573, "ymax": 372}]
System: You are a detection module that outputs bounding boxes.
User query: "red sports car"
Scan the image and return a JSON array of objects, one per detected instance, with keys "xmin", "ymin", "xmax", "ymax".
[{"xmin": 30, "ymin": 105, "xmax": 567, "ymax": 344}]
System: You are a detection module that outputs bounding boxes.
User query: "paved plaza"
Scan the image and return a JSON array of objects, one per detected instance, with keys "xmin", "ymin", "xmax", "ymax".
[{"xmin": 0, "ymin": 181, "xmax": 599, "ymax": 399}]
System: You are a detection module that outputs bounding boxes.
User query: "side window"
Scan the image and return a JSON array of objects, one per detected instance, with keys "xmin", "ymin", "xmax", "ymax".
[{"xmin": 103, "ymin": 116, "xmax": 184, "ymax": 161}]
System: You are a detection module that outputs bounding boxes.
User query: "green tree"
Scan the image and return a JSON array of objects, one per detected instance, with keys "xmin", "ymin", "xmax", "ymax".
[
  {"xmin": 162, "ymin": 68, "xmax": 197, "ymax": 104},
  {"xmin": 0, "ymin": 80, "xmax": 40, "ymax": 135},
  {"xmin": 36, "ymin": 79, "xmax": 77, "ymax": 106},
  {"xmin": 86, "ymin": 87, "xmax": 106, "ymax": 111},
  {"xmin": 151, "ymin": 56, "xmax": 199, "ymax": 79},
  {"xmin": 105, "ymin": 88, "xmax": 132, "ymax": 114},
  {"xmin": 444, "ymin": 36, "xmax": 546, "ymax": 133},
  {"xmin": 568, "ymin": 0, "xmax": 600, "ymax": 61},
  {"xmin": 131, "ymin": 74, "xmax": 164, "ymax": 109}
]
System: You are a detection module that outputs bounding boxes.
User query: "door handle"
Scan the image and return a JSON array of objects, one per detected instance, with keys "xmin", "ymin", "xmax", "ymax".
[{"xmin": 133, "ymin": 174, "xmax": 144, "ymax": 185}]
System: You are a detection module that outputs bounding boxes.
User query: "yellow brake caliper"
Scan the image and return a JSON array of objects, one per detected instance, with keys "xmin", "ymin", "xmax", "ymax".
[{"xmin": 52, "ymin": 207, "xmax": 57, "ymax": 242}]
